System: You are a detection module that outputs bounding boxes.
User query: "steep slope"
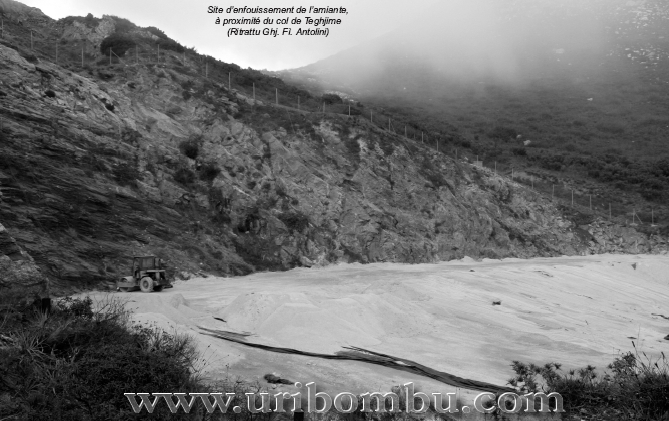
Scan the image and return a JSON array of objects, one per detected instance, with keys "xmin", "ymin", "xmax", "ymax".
[
  {"xmin": 0, "ymin": 4, "xmax": 665, "ymax": 292},
  {"xmin": 277, "ymin": 0, "xmax": 669, "ymax": 221}
]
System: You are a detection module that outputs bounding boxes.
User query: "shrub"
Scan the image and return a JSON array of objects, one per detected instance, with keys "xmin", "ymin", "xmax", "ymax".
[
  {"xmin": 97, "ymin": 69, "xmax": 114, "ymax": 79},
  {"xmin": 199, "ymin": 162, "xmax": 220, "ymax": 181},
  {"xmin": 322, "ymin": 92, "xmax": 342, "ymax": 105},
  {"xmin": 60, "ymin": 13, "xmax": 98, "ymax": 29},
  {"xmin": 100, "ymin": 33, "xmax": 136, "ymax": 56},
  {"xmin": 146, "ymin": 26, "xmax": 169, "ymax": 40},
  {"xmin": 178, "ymin": 138, "xmax": 199, "ymax": 159},
  {"xmin": 22, "ymin": 53, "xmax": 38, "ymax": 63},
  {"xmin": 109, "ymin": 15, "xmax": 136, "ymax": 33},
  {"xmin": 262, "ymin": 145, "xmax": 271, "ymax": 160},
  {"xmin": 596, "ymin": 122, "xmax": 626, "ymax": 135},
  {"xmin": 112, "ymin": 162, "xmax": 139, "ymax": 186},
  {"xmin": 278, "ymin": 211, "xmax": 310, "ymax": 232},
  {"xmin": 508, "ymin": 346, "xmax": 669, "ymax": 419},
  {"xmin": 344, "ymin": 135, "xmax": 361, "ymax": 161},
  {"xmin": 275, "ymin": 184, "xmax": 288, "ymax": 197},
  {"xmin": 653, "ymin": 158, "xmax": 669, "ymax": 177},
  {"xmin": 44, "ymin": 90, "xmax": 56, "ymax": 98},
  {"xmin": 511, "ymin": 147, "xmax": 527, "ymax": 156},
  {"xmin": 489, "ymin": 126, "xmax": 518, "ymax": 141},
  {"xmin": 174, "ymin": 167, "xmax": 195, "ymax": 185},
  {"xmin": 120, "ymin": 128, "xmax": 141, "ymax": 145},
  {"xmin": 0, "ymin": 296, "xmax": 204, "ymax": 421},
  {"xmin": 157, "ymin": 38, "xmax": 186, "ymax": 53}
]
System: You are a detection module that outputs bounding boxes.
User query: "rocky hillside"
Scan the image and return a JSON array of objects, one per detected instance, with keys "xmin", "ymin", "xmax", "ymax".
[
  {"xmin": 0, "ymin": 2, "xmax": 666, "ymax": 293},
  {"xmin": 277, "ymin": 0, "xmax": 669, "ymax": 222}
]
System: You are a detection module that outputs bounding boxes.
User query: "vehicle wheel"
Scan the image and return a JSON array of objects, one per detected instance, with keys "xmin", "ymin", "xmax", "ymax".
[
  {"xmin": 154, "ymin": 285, "xmax": 164, "ymax": 292},
  {"xmin": 118, "ymin": 287, "xmax": 130, "ymax": 292},
  {"xmin": 140, "ymin": 277, "xmax": 154, "ymax": 293}
]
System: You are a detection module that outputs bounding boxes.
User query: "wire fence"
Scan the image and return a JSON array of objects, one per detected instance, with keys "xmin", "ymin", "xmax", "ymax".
[{"xmin": 1, "ymin": 17, "xmax": 666, "ymax": 232}]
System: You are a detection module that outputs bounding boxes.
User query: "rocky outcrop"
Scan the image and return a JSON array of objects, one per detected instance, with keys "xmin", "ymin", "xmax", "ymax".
[
  {"xmin": 0, "ymin": 223, "xmax": 49, "ymax": 307},
  {"xmin": 584, "ymin": 218, "xmax": 668, "ymax": 255},
  {"xmin": 60, "ymin": 16, "xmax": 116, "ymax": 54},
  {"xmin": 0, "ymin": 0, "xmax": 49, "ymax": 22}
]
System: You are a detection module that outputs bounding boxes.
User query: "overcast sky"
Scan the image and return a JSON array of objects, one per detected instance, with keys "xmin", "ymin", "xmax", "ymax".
[{"xmin": 23, "ymin": 0, "xmax": 437, "ymax": 70}]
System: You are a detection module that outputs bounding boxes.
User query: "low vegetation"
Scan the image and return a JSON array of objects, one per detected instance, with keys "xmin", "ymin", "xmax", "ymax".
[
  {"xmin": 174, "ymin": 167, "xmax": 196, "ymax": 185},
  {"xmin": 199, "ymin": 162, "xmax": 221, "ymax": 182},
  {"xmin": 509, "ymin": 344, "xmax": 669, "ymax": 420},
  {"xmin": 100, "ymin": 33, "xmax": 136, "ymax": 56},
  {"xmin": 179, "ymin": 137, "xmax": 200, "ymax": 160},
  {"xmin": 0, "ymin": 296, "xmax": 205, "ymax": 420}
]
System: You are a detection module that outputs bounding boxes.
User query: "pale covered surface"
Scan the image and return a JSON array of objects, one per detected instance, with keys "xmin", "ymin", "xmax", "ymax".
[{"xmin": 88, "ymin": 254, "xmax": 669, "ymax": 405}]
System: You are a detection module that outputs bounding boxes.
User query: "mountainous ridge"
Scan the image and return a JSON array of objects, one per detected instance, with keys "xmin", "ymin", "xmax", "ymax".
[
  {"xmin": 0, "ymin": 0, "xmax": 667, "ymax": 299},
  {"xmin": 276, "ymin": 0, "xmax": 669, "ymax": 225}
]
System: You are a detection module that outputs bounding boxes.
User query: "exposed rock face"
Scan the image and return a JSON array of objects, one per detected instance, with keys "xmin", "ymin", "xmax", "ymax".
[
  {"xmin": 0, "ymin": 0, "xmax": 48, "ymax": 22},
  {"xmin": 60, "ymin": 16, "xmax": 116, "ymax": 53},
  {"xmin": 584, "ymin": 218, "xmax": 667, "ymax": 255},
  {"xmin": 0, "ymin": 223, "xmax": 48, "ymax": 306},
  {"xmin": 0, "ymin": 14, "xmax": 665, "ymax": 292}
]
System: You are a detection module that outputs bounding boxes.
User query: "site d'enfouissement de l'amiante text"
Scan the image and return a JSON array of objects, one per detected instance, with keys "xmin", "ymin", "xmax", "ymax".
[{"xmin": 208, "ymin": 6, "xmax": 348, "ymax": 14}]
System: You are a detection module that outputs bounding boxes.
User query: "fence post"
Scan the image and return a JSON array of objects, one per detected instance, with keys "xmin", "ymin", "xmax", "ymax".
[
  {"xmin": 31, "ymin": 30, "xmax": 33, "ymax": 50},
  {"xmin": 348, "ymin": 104, "xmax": 350, "ymax": 117},
  {"xmin": 552, "ymin": 184, "xmax": 554, "ymax": 200},
  {"xmin": 371, "ymin": 110, "xmax": 373, "ymax": 123},
  {"xmin": 421, "ymin": 131, "xmax": 423, "ymax": 143},
  {"xmin": 228, "ymin": 72, "xmax": 231, "ymax": 91},
  {"xmin": 589, "ymin": 195, "xmax": 592, "ymax": 210},
  {"xmin": 136, "ymin": 46, "xmax": 138, "ymax": 64},
  {"xmin": 55, "ymin": 43, "xmax": 58, "ymax": 63},
  {"xmin": 205, "ymin": 62, "xmax": 208, "ymax": 78},
  {"xmin": 571, "ymin": 190, "xmax": 574, "ymax": 207},
  {"xmin": 109, "ymin": 47, "xmax": 112, "ymax": 65},
  {"xmin": 253, "ymin": 83, "xmax": 255, "ymax": 101},
  {"xmin": 157, "ymin": 44, "xmax": 160, "ymax": 63},
  {"xmin": 298, "ymin": 95, "xmax": 300, "ymax": 109},
  {"xmin": 275, "ymin": 88, "xmax": 278, "ymax": 105},
  {"xmin": 494, "ymin": 161, "xmax": 496, "ymax": 174},
  {"xmin": 609, "ymin": 203, "xmax": 611, "ymax": 220},
  {"xmin": 81, "ymin": 46, "xmax": 84, "ymax": 67}
]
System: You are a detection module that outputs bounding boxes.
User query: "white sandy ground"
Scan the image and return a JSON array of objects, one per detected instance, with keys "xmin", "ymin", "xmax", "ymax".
[{"xmin": 85, "ymin": 253, "xmax": 669, "ymax": 419}]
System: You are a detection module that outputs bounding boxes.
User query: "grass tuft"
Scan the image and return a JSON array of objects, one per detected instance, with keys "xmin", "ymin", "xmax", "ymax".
[{"xmin": 509, "ymin": 343, "xmax": 669, "ymax": 420}]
